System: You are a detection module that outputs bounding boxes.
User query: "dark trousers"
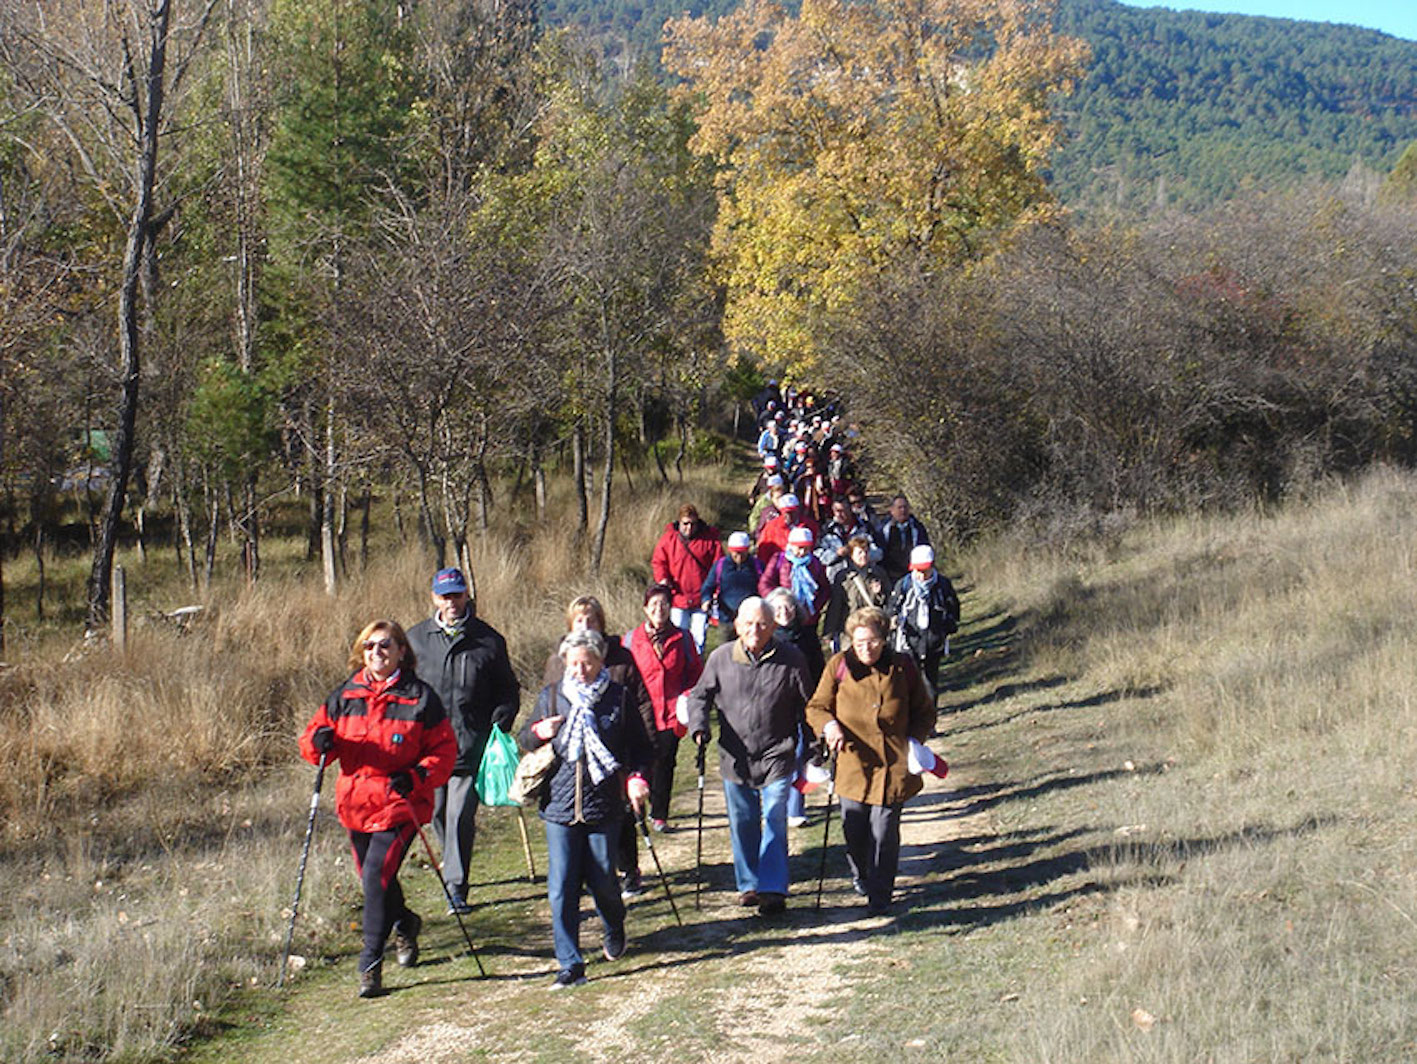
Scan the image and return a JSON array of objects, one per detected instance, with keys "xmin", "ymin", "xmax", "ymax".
[
  {"xmin": 838, "ymin": 797, "xmax": 903, "ymax": 909},
  {"xmin": 649, "ymin": 728, "xmax": 680, "ymax": 822},
  {"xmin": 349, "ymin": 823, "xmax": 417, "ymax": 972},
  {"xmin": 917, "ymin": 650, "xmax": 943, "ymax": 707}
]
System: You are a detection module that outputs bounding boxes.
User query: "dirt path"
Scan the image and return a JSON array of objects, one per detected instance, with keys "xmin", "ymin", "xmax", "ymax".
[{"xmin": 356, "ymin": 740, "xmax": 988, "ymax": 1064}]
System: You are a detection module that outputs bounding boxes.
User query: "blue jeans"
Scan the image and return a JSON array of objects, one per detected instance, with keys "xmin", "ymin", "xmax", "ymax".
[
  {"xmin": 722, "ymin": 776, "xmax": 792, "ymax": 895},
  {"xmin": 670, "ymin": 606, "xmax": 708, "ymax": 654},
  {"xmin": 543, "ymin": 818, "xmax": 625, "ymax": 971},
  {"xmin": 787, "ymin": 729, "xmax": 807, "ymax": 819}
]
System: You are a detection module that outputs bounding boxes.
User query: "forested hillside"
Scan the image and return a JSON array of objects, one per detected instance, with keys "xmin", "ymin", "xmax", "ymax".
[
  {"xmin": 543, "ymin": 0, "xmax": 1417, "ymax": 213},
  {"xmin": 1052, "ymin": 0, "xmax": 1417, "ymax": 210}
]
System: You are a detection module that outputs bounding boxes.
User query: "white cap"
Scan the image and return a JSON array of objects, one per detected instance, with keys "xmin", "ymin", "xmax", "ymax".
[
  {"xmin": 779, "ymin": 493, "xmax": 800, "ymax": 509},
  {"xmin": 909, "ymin": 545, "xmax": 935, "ymax": 570},
  {"xmin": 787, "ymin": 526, "xmax": 815, "ymax": 548},
  {"xmin": 727, "ymin": 531, "xmax": 751, "ymax": 550}
]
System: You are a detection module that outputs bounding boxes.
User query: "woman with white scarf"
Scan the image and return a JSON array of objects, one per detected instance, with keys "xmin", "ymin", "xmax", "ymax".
[
  {"xmin": 520, "ymin": 629, "xmax": 652, "ymax": 989},
  {"xmin": 886, "ymin": 545, "xmax": 960, "ymax": 707}
]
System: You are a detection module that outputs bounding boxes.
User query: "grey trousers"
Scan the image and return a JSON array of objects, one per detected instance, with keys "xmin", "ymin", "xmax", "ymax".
[
  {"xmin": 838, "ymin": 796, "xmax": 903, "ymax": 909},
  {"xmin": 433, "ymin": 773, "xmax": 480, "ymax": 893}
]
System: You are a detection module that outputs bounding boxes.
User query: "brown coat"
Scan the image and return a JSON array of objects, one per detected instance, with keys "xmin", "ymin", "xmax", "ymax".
[{"xmin": 805, "ymin": 648, "xmax": 935, "ymax": 806}]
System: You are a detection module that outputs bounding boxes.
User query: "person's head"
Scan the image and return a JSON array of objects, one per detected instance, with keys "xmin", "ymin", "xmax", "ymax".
[
  {"xmin": 830, "ymin": 443, "xmax": 843, "ymax": 458},
  {"xmin": 558, "ymin": 628, "xmax": 607, "ymax": 684},
  {"xmin": 830, "ymin": 497, "xmax": 852, "ymax": 525},
  {"xmin": 764, "ymin": 587, "xmax": 797, "ymax": 628},
  {"xmin": 848, "ymin": 490, "xmax": 867, "ymax": 512},
  {"xmin": 848, "ymin": 535, "xmax": 873, "ymax": 568},
  {"xmin": 733, "ymin": 596, "xmax": 775, "ymax": 653},
  {"xmin": 564, "ymin": 594, "xmax": 607, "ymax": 634},
  {"xmin": 786, "ymin": 525, "xmax": 814, "ymax": 558},
  {"xmin": 778, "ymin": 493, "xmax": 801, "ymax": 524},
  {"xmin": 846, "ymin": 606, "xmax": 889, "ymax": 666},
  {"xmin": 767, "ymin": 476, "xmax": 785, "ymax": 498},
  {"xmin": 889, "ymin": 495, "xmax": 912, "ymax": 524},
  {"xmin": 430, "ymin": 567, "xmax": 471, "ymax": 626},
  {"xmin": 676, "ymin": 504, "xmax": 700, "ymax": 535},
  {"xmin": 763, "ymin": 454, "xmax": 779, "ymax": 471},
  {"xmin": 643, "ymin": 583, "xmax": 674, "ymax": 630},
  {"xmin": 349, "ymin": 619, "xmax": 415, "ymax": 679},
  {"xmin": 909, "ymin": 544, "xmax": 936, "ymax": 582},
  {"xmin": 727, "ymin": 531, "xmax": 751, "ymax": 560}
]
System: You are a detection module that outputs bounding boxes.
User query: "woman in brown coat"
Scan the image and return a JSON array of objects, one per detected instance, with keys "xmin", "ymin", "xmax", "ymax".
[{"xmin": 805, "ymin": 605, "xmax": 936, "ymax": 915}]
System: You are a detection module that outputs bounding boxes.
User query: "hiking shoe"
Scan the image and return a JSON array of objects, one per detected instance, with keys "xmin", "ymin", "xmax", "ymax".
[
  {"xmin": 549, "ymin": 965, "xmax": 587, "ymax": 990},
  {"xmin": 757, "ymin": 893, "xmax": 787, "ymax": 915},
  {"xmin": 602, "ymin": 927, "xmax": 628, "ymax": 961},
  {"xmin": 393, "ymin": 911, "xmax": 421, "ymax": 968},
  {"xmin": 738, "ymin": 890, "xmax": 760, "ymax": 907},
  {"xmin": 787, "ymin": 815, "xmax": 808, "ymax": 828},
  {"xmin": 620, "ymin": 872, "xmax": 645, "ymax": 899},
  {"xmin": 651, "ymin": 818, "xmax": 669, "ymax": 833},
  {"xmin": 447, "ymin": 892, "xmax": 473, "ymax": 915},
  {"xmin": 851, "ymin": 877, "xmax": 868, "ymax": 897},
  {"xmin": 358, "ymin": 961, "xmax": 384, "ymax": 999}
]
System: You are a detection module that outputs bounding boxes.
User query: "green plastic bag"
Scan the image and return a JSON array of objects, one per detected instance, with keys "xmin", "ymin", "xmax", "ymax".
[{"xmin": 476, "ymin": 727, "xmax": 520, "ymax": 806}]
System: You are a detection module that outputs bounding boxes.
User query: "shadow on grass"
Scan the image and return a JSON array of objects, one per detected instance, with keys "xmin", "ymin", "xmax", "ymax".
[{"xmin": 940, "ymin": 683, "xmax": 1167, "ymax": 738}]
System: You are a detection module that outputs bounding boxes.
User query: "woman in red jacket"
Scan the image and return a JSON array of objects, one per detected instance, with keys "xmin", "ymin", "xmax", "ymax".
[
  {"xmin": 623, "ymin": 584, "xmax": 704, "ymax": 831},
  {"xmin": 300, "ymin": 619, "xmax": 457, "ymax": 999}
]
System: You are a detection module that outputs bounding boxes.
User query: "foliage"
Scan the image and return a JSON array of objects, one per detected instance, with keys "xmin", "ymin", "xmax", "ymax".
[
  {"xmin": 664, "ymin": 0, "xmax": 1088, "ymax": 370},
  {"xmin": 1052, "ymin": 0, "xmax": 1417, "ymax": 212}
]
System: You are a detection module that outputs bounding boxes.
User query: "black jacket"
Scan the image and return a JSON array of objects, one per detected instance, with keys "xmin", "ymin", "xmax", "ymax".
[
  {"xmin": 886, "ymin": 573, "xmax": 960, "ymax": 658},
  {"xmin": 519, "ymin": 680, "xmax": 652, "ymax": 826},
  {"xmin": 406, "ymin": 615, "xmax": 520, "ymax": 774}
]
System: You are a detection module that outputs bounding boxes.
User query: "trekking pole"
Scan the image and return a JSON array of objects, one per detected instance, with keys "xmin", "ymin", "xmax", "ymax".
[
  {"xmin": 693, "ymin": 739, "xmax": 707, "ymax": 909},
  {"xmin": 814, "ymin": 750, "xmax": 837, "ymax": 912},
  {"xmin": 277, "ymin": 751, "xmax": 327, "ymax": 988},
  {"xmin": 397, "ymin": 797, "xmax": 488, "ymax": 977},
  {"xmin": 515, "ymin": 806, "xmax": 538, "ymax": 882},
  {"xmin": 639, "ymin": 808, "xmax": 684, "ymax": 927}
]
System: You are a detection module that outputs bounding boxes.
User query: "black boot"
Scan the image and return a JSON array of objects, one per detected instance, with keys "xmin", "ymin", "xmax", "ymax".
[
  {"xmin": 358, "ymin": 960, "xmax": 384, "ymax": 999},
  {"xmin": 394, "ymin": 911, "xmax": 421, "ymax": 968}
]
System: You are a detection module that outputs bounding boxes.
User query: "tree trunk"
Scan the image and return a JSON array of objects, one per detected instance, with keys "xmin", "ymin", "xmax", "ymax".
[
  {"xmin": 320, "ymin": 396, "xmax": 338, "ymax": 596},
  {"xmin": 359, "ymin": 484, "xmax": 372, "ymax": 570},
  {"xmin": 32, "ymin": 526, "xmax": 45, "ymax": 623},
  {"xmin": 590, "ymin": 345, "xmax": 618, "ymax": 575},
  {"xmin": 572, "ymin": 420, "xmax": 589, "ymax": 532},
  {"xmin": 85, "ymin": 0, "xmax": 171, "ymax": 632}
]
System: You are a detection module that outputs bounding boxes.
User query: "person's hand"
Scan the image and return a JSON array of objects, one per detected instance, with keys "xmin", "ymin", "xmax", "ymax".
[
  {"xmin": 700, "ymin": 600, "xmax": 712, "ymax": 615},
  {"xmin": 532, "ymin": 715, "xmax": 563, "ymax": 741},
  {"xmin": 692, "ymin": 730, "xmax": 707, "ymax": 747},
  {"xmin": 492, "ymin": 707, "xmax": 516, "ymax": 733},
  {"xmin": 311, "ymin": 726, "xmax": 335, "ymax": 754},
  {"xmin": 389, "ymin": 771, "xmax": 415, "ymax": 797},
  {"xmin": 822, "ymin": 719, "xmax": 846, "ymax": 754},
  {"xmin": 626, "ymin": 774, "xmax": 650, "ymax": 816}
]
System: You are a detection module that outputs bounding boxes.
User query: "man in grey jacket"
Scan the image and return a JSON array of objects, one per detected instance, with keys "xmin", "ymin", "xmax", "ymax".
[
  {"xmin": 686, "ymin": 596, "xmax": 811, "ymax": 915},
  {"xmin": 406, "ymin": 567, "xmax": 519, "ymax": 913}
]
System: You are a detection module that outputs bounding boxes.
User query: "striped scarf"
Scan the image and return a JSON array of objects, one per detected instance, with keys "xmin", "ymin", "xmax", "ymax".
[
  {"xmin": 557, "ymin": 669, "xmax": 619, "ymax": 786},
  {"xmin": 788, "ymin": 549, "xmax": 819, "ymax": 617}
]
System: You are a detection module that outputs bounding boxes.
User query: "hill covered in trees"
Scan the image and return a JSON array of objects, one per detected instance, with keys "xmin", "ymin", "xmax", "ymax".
[{"xmin": 542, "ymin": 0, "xmax": 1417, "ymax": 212}]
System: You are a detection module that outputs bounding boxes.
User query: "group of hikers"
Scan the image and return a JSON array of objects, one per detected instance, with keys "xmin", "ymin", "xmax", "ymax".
[{"xmin": 296, "ymin": 382, "xmax": 961, "ymax": 997}]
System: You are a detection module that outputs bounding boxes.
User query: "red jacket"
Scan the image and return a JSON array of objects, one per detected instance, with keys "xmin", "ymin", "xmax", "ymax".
[
  {"xmin": 756, "ymin": 512, "xmax": 821, "ymax": 566},
  {"xmin": 300, "ymin": 669, "xmax": 457, "ymax": 833},
  {"xmin": 623, "ymin": 623, "xmax": 704, "ymax": 732},
  {"xmin": 758, "ymin": 550, "xmax": 831, "ymax": 628},
  {"xmin": 651, "ymin": 522, "xmax": 724, "ymax": 610}
]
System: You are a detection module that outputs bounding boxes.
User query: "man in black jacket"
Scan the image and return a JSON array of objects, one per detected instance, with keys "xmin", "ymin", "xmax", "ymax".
[{"xmin": 406, "ymin": 567, "xmax": 519, "ymax": 912}]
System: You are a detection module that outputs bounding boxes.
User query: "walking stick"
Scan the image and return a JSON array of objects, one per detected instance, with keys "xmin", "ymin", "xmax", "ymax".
[
  {"xmin": 515, "ymin": 806, "xmax": 538, "ymax": 882},
  {"xmin": 397, "ymin": 796, "xmax": 488, "ymax": 977},
  {"xmin": 638, "ymin": 809, "xmax": 684, "ymax": 927},
  {"xmin": 277, "ymin": 751, "xmax": 327, "ymax": 988},
  {"xmin": 694, "ymin": 739, "xmax": 707, "ymax": 909},
  {"xmin": 814, "ymin": 750, "xmax": 837, "ymax": 912}
]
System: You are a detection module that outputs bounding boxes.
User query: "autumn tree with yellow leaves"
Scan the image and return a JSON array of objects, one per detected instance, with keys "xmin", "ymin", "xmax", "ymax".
[{"xmin": 664, "ymin": 0, "xmax": 1088, "ymax": 370}]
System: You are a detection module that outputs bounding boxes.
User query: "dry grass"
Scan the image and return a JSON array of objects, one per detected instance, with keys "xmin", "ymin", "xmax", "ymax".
[{"xmin": 0, "ymin": 461, "xmax": 745, "ymax": 1062}]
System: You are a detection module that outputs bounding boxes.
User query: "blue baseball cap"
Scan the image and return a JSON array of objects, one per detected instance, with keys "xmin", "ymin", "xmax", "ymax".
[{"xmin": 431, "ymin": 567, "xmax": 468, "ymax": 595}]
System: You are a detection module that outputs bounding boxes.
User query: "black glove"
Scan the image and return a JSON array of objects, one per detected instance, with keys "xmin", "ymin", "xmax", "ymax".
[
  {"xmin": 385, "ymin": 765, "xmax": 422, "ymax": 799},
  {"xmin": 311, "ymin": 726, "xmax": 335, "ymax": 754},
  {"xmin": 492, "ymin": 707, "xmax": 516, "ymax": 733}
]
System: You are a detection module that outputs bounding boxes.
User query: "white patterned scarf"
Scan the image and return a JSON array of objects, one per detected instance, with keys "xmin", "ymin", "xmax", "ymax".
[{"xmin": 557, "ymin": 668, "xmax": 619, "ymax": 785}]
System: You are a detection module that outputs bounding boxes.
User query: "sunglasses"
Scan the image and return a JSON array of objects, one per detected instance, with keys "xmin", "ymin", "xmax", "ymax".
[{"xmin": 363, "ymin": 638, "xmax": 395, "ymax": 651}]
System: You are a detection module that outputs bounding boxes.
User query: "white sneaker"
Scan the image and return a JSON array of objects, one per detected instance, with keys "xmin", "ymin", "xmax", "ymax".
[{"xmin": 787, "ymin": 815, "xmax": 808, "ymax": 828}]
